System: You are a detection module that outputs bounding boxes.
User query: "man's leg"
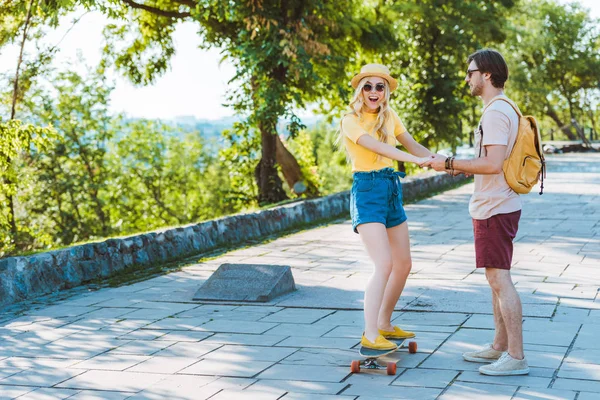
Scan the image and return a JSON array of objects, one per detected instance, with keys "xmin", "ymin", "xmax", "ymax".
[
  {"xmin": 485, "ymin": 268, "xmax": 524, "ymax": 359},
  {"xmin": 491, "ymin": 289, "xmax": 508, "ymax": 352}
]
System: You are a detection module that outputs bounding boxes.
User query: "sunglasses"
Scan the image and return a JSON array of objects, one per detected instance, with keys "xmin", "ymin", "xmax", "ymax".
[
  {"xmin": 466, "ymin": 68, "xmax": 480, "ymax": 78},
  {"xmin": 362, "ymin": 83, "xmax": 386, "ymax": 93}
]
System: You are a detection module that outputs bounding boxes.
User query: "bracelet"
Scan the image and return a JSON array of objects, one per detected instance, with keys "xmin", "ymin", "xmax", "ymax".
[{"xmin": 444, "ymin": 157, "xmax": 451, "ymax": 170}]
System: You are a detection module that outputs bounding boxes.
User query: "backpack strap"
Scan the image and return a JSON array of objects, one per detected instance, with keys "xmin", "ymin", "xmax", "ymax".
[
  {"xmin": 483, "ymin": 96, "xmax": 523, "ymax": 117},
  {"xmin": 478, "ymin": 95, "xmax": 521, "ymax": 158}
]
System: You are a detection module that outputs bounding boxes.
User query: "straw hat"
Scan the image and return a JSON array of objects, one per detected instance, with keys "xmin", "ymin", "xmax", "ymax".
[{"xmin": 350, "ymin": 63, "xmax": 398, "ymax": 92}]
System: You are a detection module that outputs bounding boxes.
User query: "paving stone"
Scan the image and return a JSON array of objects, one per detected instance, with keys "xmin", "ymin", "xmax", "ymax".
[
  {"xmin": 67, "ymin": 390, "xmax": 132, "ymax": 399},
  {"xmin": 342, "ymin": 383, "xmax": 442, "ymax": 399},
  {"xmin": 196, "ymin": 320, "xmax": 277, "ymax": 334},
  {"xmin": 265, "ymin": 323, "xmax": 336, "ymax": 337},
  {"xmin": 280, "ymin": 348, "xmax": 358, "ymax": 367},
  {"xmin": 391, "ymin": 368, "xmax": 459, "ymax": 388},
  {"xmin": 250, "ymin": 380, "xmax": 347, "ymax": 395},
  {"xmin": 275, "ymin": 336, "xmax": 359, "ymax": 350},
  {"xmin": 16, "ymin": 388, "xmax": 79, "ymax": 400},
  {"xmin": 178, "ymin": 359, "xmax": 275, "ymax": 378},
  {"xmin": 456, "ymin": 371, "xmax": 552, "ymax": 388},
  {"xmin": 126, "ymin": 356, "xmax": 199, "ymax": 374},
  {"xmin": 438, "ymin": 382, "xmax": 517, "ymax": 399},
  {"xmin": 208, "ymin": 389, "xmax": 285, "ymax": 400},
  {"xmin": 552, "ymin": 377, "xmax": 600, "ymax": 392},
  {"xmin": 201, "ymin": 333, "xmax": 288, "ymax": 346},
  {"xmin": 0, "ymin": 368, "xmax": 84, "ymax": 387},
  {"xmin": 282, "ymin": 394, "xmax": 356, "ymax": 400},
  {"xmin": 512, "ymin": 387, "xmax": 576, "ymax": 400},
  {"xmin": 152, "ymin": 342, "xmax": 222, "ymax": 358},
  {"xmin": 260, "ymin": 308, "xmax": 334, "ymax": 324},
  {"xmin": 202, "ymin": 345, "xmax": 297, "ymax": 362},
  {"xmin": 56, "ymin": 370, "xmax": 167, "ymax": 392},
  {"xmin": 0, "ymin": 386, "xmax": 34, "ymax": 398},
  {"xmin": 71, "ymin": 354, "xmax": 150, "ymax": 371},
  {"xmin": 557, "ymin": 362, "xmax": 600, "ymax": 380},
  {"xmin": 257, "ymin": 364, "xmax": 349, "ymax": 382}
]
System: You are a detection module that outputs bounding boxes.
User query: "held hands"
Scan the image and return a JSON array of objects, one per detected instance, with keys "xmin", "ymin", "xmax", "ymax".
[
  {"xmin": 415, "ymin": 155, "xmax": 434, "ymax": 167},
  {"xmin": 420, "ymin": 154, "xmax": 471, "ymax": 177},
  {"xmin": 421, "ymin": 154, "xmax": 446, "ymax": 171}
]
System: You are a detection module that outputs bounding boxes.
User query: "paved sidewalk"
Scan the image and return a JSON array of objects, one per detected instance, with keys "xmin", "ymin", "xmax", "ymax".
[{"xmin": 0, "ymin": 153, "xmax": 599, "ymax": 400}]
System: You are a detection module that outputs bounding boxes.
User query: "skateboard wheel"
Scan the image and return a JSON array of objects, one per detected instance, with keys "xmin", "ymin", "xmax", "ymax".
[
  {"xmin": 408, "ymin": 341, "xmax": 417, "ymax": 353},
  {"xmin": 350, "ymin": 360, "xmax": 360, "ymax": 373},
  {"xmin": 387, "ymin": 362, "xmax": 397, "ymax": 375}
]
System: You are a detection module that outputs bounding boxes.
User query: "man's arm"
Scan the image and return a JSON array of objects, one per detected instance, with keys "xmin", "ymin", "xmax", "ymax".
[{"xmin": 426, "ymin": 145, "xmax": 506, "ymax": 174}]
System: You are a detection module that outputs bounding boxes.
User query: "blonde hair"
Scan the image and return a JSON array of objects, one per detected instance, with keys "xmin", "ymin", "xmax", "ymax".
[{"xmin": 336, "ymin": 77, "xmax": 393, "ymax": 151}]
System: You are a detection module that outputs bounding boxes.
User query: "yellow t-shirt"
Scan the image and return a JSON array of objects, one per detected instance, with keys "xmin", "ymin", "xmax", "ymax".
[{"xmin": 341, "ymin": 109, "xmax": 407, "ymax": 172}]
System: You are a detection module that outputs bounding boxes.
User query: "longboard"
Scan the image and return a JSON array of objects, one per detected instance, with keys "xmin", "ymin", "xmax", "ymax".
[{"xmin": 350, "ymin": 338, "xmax": 417, "ymax": 375}]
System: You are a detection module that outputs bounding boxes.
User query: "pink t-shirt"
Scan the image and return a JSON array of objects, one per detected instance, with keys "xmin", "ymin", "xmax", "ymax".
[{"xmin": 469, "ymin": 96, "xmax": 522, "ymax": 220}]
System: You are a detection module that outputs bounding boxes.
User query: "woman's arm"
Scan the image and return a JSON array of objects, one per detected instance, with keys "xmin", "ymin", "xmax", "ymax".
[
  {"xmin": 356, "ymin": 134, "xmax": 431, "ymax": 165},
  {"xmin": 396, "ymin": 131, "xmax": 434, "ymax": 158}
]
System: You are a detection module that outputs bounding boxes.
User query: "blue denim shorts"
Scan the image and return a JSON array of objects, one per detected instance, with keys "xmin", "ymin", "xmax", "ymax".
[{"xmin": 350, "ymin": 167, "xmax": 407, "ymax": 233}]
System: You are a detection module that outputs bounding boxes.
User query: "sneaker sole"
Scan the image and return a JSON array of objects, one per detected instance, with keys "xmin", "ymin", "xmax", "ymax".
[
  {"xmin": 463, "ymin": 355, "xmax": 501, "ymax": 363},
  {"xmin": 479, "ymin": 367, "xmax": 530, "ymax": 376}
]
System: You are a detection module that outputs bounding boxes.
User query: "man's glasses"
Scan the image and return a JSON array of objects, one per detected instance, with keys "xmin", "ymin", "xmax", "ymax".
[
  {"xmin": 466, "ymin": 69, "xmax": 480, "ymax": 78},
  {"xmin": 362, "ymin": 83, "xmax": 385, "ymax": 93}
]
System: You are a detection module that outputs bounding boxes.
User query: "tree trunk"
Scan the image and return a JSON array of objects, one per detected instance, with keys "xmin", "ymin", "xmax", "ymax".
[
  {"xmin": 274, "ymin": 134, "xmax": 319, "ymax": 197},
  {"xmin": 546, "ymin": 104, "xmax": 577, "ymax": 141},
  {"xmin": 256, "ymin": 122, "xmax": 287, "ymax": 204}
]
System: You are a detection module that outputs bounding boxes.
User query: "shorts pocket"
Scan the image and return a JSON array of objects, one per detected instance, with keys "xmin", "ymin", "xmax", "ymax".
[{"xmin": 354, "ymin": 179, "xmax": 374, "ymax": 192}]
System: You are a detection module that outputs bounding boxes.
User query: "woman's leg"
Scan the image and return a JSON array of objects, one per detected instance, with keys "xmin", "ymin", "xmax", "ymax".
[
  {"xmin": 378, "ymin": 221, "xmax": 412, "ymax": 331},
  {"xmin": 357, "ymin": 222, "xmax": 394, "ymax": 342}
]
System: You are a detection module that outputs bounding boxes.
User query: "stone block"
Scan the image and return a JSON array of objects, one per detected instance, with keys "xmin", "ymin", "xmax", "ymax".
[{"xmin": 193, "ymin": 263, "xmax": 296, "ymax": 302}]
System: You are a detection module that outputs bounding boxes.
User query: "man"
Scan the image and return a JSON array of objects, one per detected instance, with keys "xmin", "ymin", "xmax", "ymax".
[{"xmin": 425, "ymin": 49, "xmax": 529, "ymax": 376}]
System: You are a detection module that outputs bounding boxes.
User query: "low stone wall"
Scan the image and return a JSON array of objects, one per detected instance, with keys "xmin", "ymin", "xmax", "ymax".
[{"xmin": 0, "ymin": 171, "xmax": 468, "ymax": 307}]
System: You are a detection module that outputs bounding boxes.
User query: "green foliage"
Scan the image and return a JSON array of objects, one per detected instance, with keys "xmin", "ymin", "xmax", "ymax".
[
  {"xmin": 0, "ymin": 118, "xmax": 56, "ymax": 255},
  {"xmin": 218, "ymin": 122, "xmax": 260, "ymax": 208},
  {"xmin": 105, "ymin": 119, "xmax": 236, "ymax": 233},
  {"xmin": 303, "ymin": 122, "xmax": 352, "ymax": 195},
  {"xmin": 502, "ymin": 0, "xmax": 600, "ymax": 139},
  {"xmin": 385, "ymin": 0, "xmax": 516, "ymax": 150}
]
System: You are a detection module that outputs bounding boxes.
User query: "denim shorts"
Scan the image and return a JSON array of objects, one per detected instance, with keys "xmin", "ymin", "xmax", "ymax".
[{"xmin": 350, "ymin": 167, "xmax": 407, "ymax": 233}]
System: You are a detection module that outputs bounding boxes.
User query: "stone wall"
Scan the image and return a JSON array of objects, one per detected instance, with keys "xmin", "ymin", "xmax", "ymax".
[{"xmin": 0, "ymin": 171, "xmax": 468, "ymax": 307}]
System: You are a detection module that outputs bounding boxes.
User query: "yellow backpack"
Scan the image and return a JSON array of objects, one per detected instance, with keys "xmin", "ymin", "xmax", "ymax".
[{"xmin": 480, "ymin": 97, "xmax": 546, "ymax": 195}]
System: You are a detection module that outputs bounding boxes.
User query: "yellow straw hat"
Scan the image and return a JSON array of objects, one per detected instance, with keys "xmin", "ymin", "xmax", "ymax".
[{"xmin": 351, "ymin": 63, "xmax": 398, "ymax": 92}]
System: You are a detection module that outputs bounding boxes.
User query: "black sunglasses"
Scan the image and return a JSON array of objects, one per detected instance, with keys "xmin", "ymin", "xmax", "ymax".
[
  {"xmin": 362, "ymin": 83, "xmax": 386, "ymax": 93},
  {"xmin": 466, "ymin": 69, "xmax": 480, "ymax": 78}
]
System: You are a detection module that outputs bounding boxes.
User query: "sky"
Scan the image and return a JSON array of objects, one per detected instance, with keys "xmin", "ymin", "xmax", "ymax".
[{"xmin": 0, "ymin": 1, "xmax": 598, "ymax": 121}]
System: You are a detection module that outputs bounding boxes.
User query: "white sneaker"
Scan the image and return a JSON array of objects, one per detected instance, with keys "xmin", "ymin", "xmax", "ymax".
[
  {"xmin": 462, "ymin": 343, "xmax": 503, "ymax": 363},
  {"xmin": 479, "ymin": 352, "xmax": 530, "ymax": 376}
]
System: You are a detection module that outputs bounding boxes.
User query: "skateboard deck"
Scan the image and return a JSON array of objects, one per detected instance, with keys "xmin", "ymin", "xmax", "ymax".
[{"xmin": 350, "ymin": 338, "xmax": 417, "ymax": 375}]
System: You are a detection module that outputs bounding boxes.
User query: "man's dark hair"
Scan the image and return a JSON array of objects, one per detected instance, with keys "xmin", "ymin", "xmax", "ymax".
[{"xmin": 467, "ymin": 49, "xmax": 509, "ymax": 89}]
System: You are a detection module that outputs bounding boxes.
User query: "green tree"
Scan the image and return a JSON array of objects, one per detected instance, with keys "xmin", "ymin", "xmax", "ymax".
[
  {"xmin": 0, "ymin": 0, "xmax": 76, "ymax": 252},
  {"xmin": 21, "ymin": 69, "xmax": 116, "ymax": 247},
  {"xmin": 385, "ymin": 0, "xmax": 516, "ymax": 151},
  {"xmin": 0, "ymin": 119, "xmax": 56, "ymax": 255},
  {"xmin": 105, "ymin": 119, "xmax": 239, "ymax": 234},
  {"xmin": 503, "ymin": 0, "xmax": 600, "ymax": 141},
  {"xmin": 83, "ymin": 0, "xmax": 392, "ymax": 204}
]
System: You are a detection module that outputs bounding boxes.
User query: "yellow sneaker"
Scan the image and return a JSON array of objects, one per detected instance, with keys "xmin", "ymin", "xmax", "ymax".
[
  {"xmin": 379, "ymin": 326, "xmax": 416, "ymax": 339},
  {"xmin": 360, "ymin": 334, "xmax": 398, "ymax": 351}
]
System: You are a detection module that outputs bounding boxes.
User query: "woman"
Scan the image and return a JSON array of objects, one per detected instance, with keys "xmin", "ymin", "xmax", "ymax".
[{"xmin": 339, "ymin": 63, "xmax": 433, "ymax": 350}]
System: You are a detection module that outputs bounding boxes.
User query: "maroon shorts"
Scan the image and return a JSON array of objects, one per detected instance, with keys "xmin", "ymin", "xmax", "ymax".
[{"xmin": 473, "ymin": 210, "xmax": 521, "ymax": 270}]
